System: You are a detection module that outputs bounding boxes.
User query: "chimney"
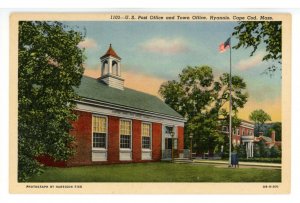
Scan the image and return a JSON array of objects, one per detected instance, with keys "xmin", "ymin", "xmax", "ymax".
[
  {"xmin": 271, "ymin": 130, "xmax": 276, "ymax": 142},
  {"xmin": 259, "ymin": 131, "xmax": 264, "ymax": 137}
]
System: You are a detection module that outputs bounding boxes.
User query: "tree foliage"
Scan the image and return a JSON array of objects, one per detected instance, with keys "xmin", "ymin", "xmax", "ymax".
[
  {"xmin": 254, "ymin": 141, "xmax": 281, "ymax": 158},
  {"xmin": 232, "ymin": 21, "xmax": 282, "ymax": 74},
  {"xmin": 235, "ymin": 144, "xmax": 246, "ymax": 159},
  {"xmin": 18, "ymin": 21, "xmax": 85, "ymax": 181},
  {"xmin": 249, "ymin": 109, "xmax": 271, "ymax": 136},
  {"xmin": 267, "ymin": 122, "xmax": 282, "ymax": 141},
  {"xmin": 159, "ymin": 66, "xmax": 248, "ymax": 154}
]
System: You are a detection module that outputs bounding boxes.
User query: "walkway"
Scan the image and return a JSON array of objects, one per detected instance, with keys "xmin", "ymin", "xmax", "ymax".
[{"xmin": 192, "ymin": 159, "xmax": 281, "ymax": 169}]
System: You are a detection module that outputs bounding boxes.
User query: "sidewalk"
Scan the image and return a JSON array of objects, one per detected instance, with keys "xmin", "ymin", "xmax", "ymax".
[{"xmin": 192, "ymin": 159, "xmax": 281, "ymax": 169}]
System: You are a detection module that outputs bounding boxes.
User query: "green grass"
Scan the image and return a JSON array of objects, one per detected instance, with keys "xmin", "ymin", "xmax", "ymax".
[{"xmin": 27, "ymin": 162, "xmax": 281, "ymax": 182}]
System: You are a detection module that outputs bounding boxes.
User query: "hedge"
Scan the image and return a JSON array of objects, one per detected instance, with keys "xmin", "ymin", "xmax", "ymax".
[{"xmin": 239, "ymin": 157, "xmax": 281, "ymax": 163}]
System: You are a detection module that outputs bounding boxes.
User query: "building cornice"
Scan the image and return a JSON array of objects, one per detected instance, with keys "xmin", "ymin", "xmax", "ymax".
[{"xmin": 75, "ymin": 98, "xmax": 187, "ymax": 124}]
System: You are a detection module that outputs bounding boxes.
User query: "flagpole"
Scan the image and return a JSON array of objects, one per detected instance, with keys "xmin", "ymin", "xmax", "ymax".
[{"xmin": 228, "ymin": 36, "xmax": 232, "ymax": 167}]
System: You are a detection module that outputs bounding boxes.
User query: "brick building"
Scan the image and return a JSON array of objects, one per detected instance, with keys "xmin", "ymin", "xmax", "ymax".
[
  {"xmin": 54, "ymin": 45, "xmax": 185, "ymax": 166},
  {"xmin": 222, "ymin": 120, "xmax": 255, "ymax": 158},
  {"xmin": 235, "ymin": 120, "xmax": 255, "ymax": 158}
]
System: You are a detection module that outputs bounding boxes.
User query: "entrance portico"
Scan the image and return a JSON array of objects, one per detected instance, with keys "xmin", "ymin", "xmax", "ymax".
[
  {"xmin": 161, "ymin": 125, "xmax": 177, "ymax": 160},
  {"xmin": 242, "ymin": 135, "xmax": 254, "ymax": 158}
]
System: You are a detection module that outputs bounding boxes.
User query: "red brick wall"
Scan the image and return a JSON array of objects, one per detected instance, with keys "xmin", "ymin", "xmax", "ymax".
[
  {"xmin": 177, "ymin": 126, "xmax": 184, "ymax": 151},
  {"xmin": 42, "ymin": 109, "xmax": 184, "ymax": 166},
  {"xmin": 239, "ymin": 127, "xmax": 243, "ymax": 136},
  {"xmin": 67, "ymin": 110, "xmax": 93, "ymax": 166},
  {"xmin": 107, "ymin": 116, "xmax": 120, "ymax": 163},
  {"xmin": 152, "ymin": 122, "xmax": 162, "ymax": 161},
  {"xmin": 37, "ymin": 155, "xmax": 67, "ymax": 167},
  {"xmin": 132, "ymin": 120, "xmax": 142, "ymax": 162}
]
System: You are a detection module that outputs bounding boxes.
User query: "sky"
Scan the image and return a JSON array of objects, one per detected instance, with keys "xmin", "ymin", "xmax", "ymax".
[{"xmin": 63, "ymin": 21, "xmax": 282, "ymax": 122}]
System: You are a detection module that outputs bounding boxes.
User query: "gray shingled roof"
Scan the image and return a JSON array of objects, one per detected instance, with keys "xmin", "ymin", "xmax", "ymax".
[
  {"xmin": 74, "ymin": 76, "xmax": 184, "ymax": 119},
  {"xmin": 261, "ymin": 136, "xmax": 272, "ymax": 142}
]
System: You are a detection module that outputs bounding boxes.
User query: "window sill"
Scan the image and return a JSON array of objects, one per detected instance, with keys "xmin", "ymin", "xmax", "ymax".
[
  {"xmin": 142, "ymin": 149, "xmax": 152, "ymax": 152},
  {"xmin": 120, "ymin": 148, "xmax": 132, "ymax": 152},
  {"xmin": 92, "ymin": 149, "xmax": 107, "ymax": 152}
]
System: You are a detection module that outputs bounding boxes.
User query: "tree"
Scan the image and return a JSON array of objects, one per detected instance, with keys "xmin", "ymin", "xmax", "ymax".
[
  {"xmin": 257, "ymin": 140, "xmax": 269, "ymax": 158},
  {"xmin": 18, "ymin": 21, "xmax": 85, "ymax": 181},
  {"xmin": 267, "ymin": 122, "xmax": 282, "ymax": 141},
  {"xmin": 235, "ymin": 144, "xmax": 246, "ymax": 159},
  {"xmin": 232, "ymin": 21, "xmax": 282, "ymax": 74},
  {"xmin": 270, "ymin": 146, "xmax": 281, "ymax": 158},
  {"xmin": 159, "ymin": 66, "xmax": 248, "ymax": 154},
  {"xmin": 249, "ymin": 109, "xmax": 271, "ymax": 136}
]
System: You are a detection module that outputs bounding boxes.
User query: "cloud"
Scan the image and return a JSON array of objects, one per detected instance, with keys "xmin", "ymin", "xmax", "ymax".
[
  {"xmin": 78, "ymin": 38, "xmax": 98, "ymax": 49},
  {"xmin": 238, "ymin": 97, "xmax": 281, "ymax": 122},
  {"xmin": 139, "ymin": 37, "xmax": 189, "ymax": 54},
  {"xmin": 235, "ymin": 52, "xmax": 265, "ymax": 71},
  {"xmin": 122, "ymin": 71, "xmax": 166, "ymax": 97},
  {"xmin": 248, "ymin": 84, "xmax": 278, "ymax": 102},
  {"xmin": 83, "ymin": 68, "xmax": 166, "ymax": 98}
]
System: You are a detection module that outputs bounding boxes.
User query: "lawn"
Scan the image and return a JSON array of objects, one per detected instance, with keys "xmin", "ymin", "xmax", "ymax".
[{"xmin": 28, "ymin": 162, "xmax": 281, "ymax": 182}]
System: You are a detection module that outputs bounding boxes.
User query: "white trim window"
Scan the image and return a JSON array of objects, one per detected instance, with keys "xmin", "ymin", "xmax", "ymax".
[
  {"xmin": 92, "ymin": 115, "xmax": 107, "ymax": 149},
  {"xmin": 120, "ymin": 119, "xmax": 132, "ymax": 149},
  {"xmin": 142, "ymin": 123, "xmax": 151, "ymax": 149},
  {"xmin": 237, "ymin": 128, "xmax": 240, "ymax": 136}
]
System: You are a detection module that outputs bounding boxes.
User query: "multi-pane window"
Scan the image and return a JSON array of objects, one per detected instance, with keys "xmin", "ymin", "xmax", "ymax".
[
  {"xmin": 120, "ymin": 120, "xmax": 131, "ymax": 149},
  {"xmin": 92, "ymin": 116, "xmax": 107, "ymax": 149},
  {"xmin": 142, "ymin": 123, "xmax": 151, "ymax": 149},
  {"xmin": 242, "ymin": 129, "xmax": 245, "ymax": 136},
  {"xmin": 237, "ymin": 129, "xmax": 240, "ymax": 135}
]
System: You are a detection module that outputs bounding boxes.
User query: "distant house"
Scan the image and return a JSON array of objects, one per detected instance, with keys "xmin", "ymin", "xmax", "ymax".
[
  {"xmin": 221, "ymin": 121, "xmax": 281, "ymax": 158},
  {"xmin": 222, "ymin": 120, "xmax": 255, "ymax": 158},
  {"xmin": 254, "ymin": 131, "xmax": 281, "ymax": 148},
  {"xmin": 39, "ymin": 44, "xmax": 186, "ymax": 167}
]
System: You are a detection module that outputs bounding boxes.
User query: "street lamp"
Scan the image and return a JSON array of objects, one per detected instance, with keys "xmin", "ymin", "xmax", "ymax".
[{"xmin": 189, "ymin": 133, "xmax": 193, "ymax": 160}]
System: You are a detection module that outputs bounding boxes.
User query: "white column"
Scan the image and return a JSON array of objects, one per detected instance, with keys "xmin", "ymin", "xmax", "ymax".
[
  {"xmin": 108, "ymin": 58, "xmax": 112, "ymax": 74},
  {"xmin": 250, "ymin": 142, "xmax": 252, "ymax": 157},
  {"xmin": 248, "ymin": 142, "xmax": 250, "ymax": 158},
  {"xmin": 117, "ymin": 63, "xmax": 121, "ymax": 76},
  {"xmin": 247, "ymin": 142, "xmax": 250, "ymax": 158},
  {"xmin": 101, "ymin": 63, "xmax": 104, "ymax": 76},
  {"xmin": 250, "ymin": 142, "xmax": 252, "ymax": 158},
  {"xmin": 246, "ymin": 142, "xmax": 249, "ymax": 158},
  {"xmin": 251, "ymin": 142, "xmax": 254, "ymax": 157}
]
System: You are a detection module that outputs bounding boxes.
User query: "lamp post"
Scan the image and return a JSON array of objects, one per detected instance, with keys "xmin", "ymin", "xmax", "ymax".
[
  {"xmin": 189, "ymin": 133, "xmax": 193, "ymax": 160},
  {"xmin": 171, "ymin": 131, "xmax": 174, "ymax": 162}
]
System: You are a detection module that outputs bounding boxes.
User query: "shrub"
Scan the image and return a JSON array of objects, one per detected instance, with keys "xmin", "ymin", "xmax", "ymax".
[
  {"xmin": 270, "ymin": 146, "xmax": 281, "ymax": 158},
  {"xmin": 239, "ymin": 157, "xmax": 281, "ymax": 163}
]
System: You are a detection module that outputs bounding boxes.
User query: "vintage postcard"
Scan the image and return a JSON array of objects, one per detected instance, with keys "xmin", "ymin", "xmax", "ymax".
[{"xmin": 9, "ymin": 12, "xmax": 291, "ymax": 194}]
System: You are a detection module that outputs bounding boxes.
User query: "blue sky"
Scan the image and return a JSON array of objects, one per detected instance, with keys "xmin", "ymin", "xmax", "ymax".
[{"xmin": 63, "ymin": 21, "xmax": 282, "ymax": 121}]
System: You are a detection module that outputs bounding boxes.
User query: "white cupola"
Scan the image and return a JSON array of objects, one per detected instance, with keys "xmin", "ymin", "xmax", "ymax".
[{"xmin": 98, "ymin": 44, "xmax": 124, "ymax": 90}]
